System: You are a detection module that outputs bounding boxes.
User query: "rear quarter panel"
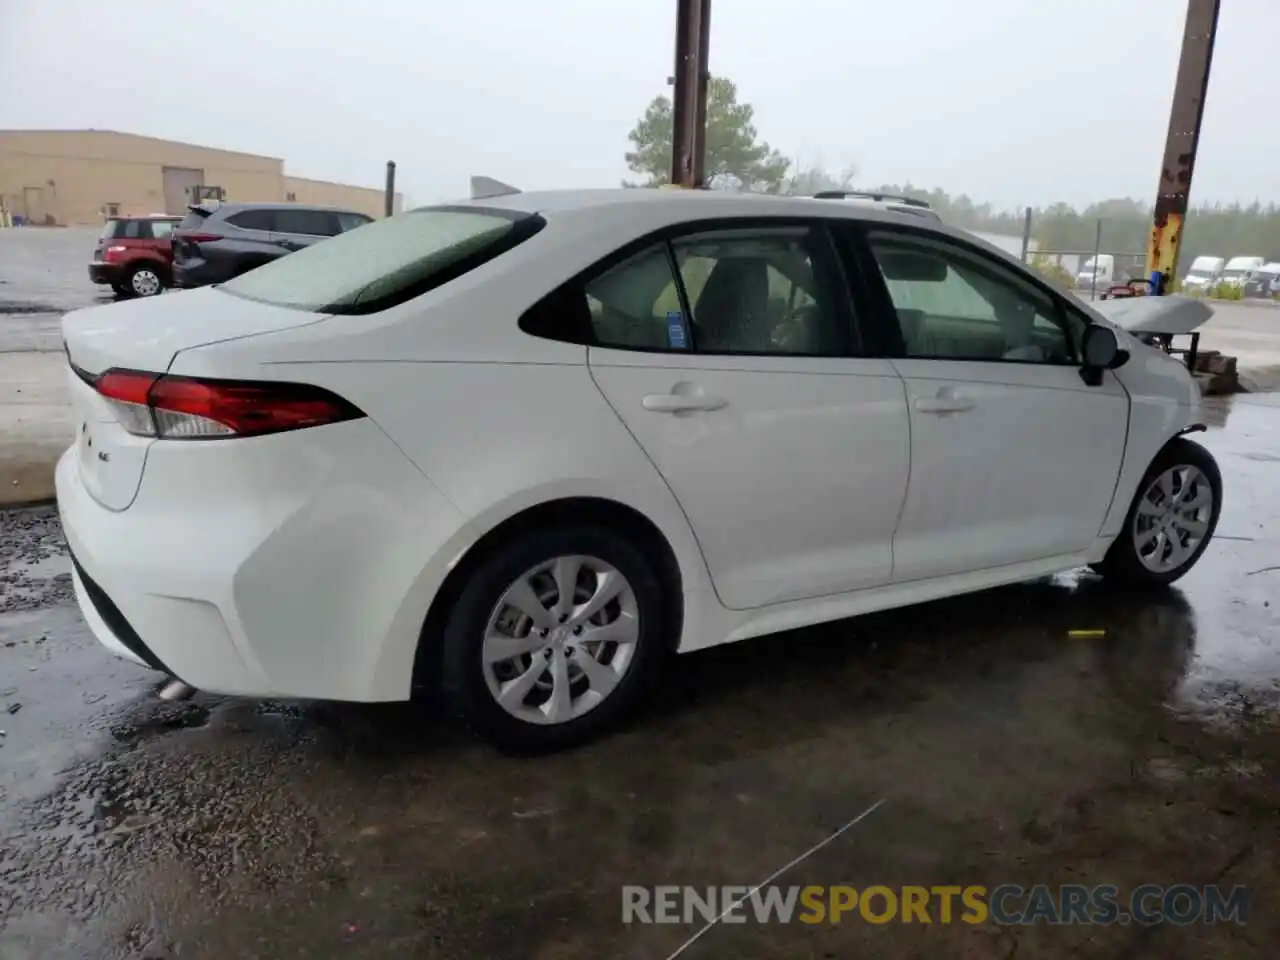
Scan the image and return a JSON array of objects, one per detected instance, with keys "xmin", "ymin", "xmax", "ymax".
[{"xmin": 165, "ymin": 210, "xmax": 736, "ymax": 655}]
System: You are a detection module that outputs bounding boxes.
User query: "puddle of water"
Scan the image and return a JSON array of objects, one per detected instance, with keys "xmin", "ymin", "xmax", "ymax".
[{"xmin": 1163, "ymin": 395, "xmax": 1280, "ymax": 720}]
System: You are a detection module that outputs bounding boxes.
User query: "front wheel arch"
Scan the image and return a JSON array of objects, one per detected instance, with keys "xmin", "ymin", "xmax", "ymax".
[
  {"xmin": 1095, "ymin": 435, "xmax": 1222, "ymax": 585},
  {"xmin": 411, "ymin": 497, "xmax": 684, "ymax": 697}
]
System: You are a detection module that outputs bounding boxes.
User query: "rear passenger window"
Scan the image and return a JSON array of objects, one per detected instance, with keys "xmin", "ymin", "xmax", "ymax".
[
  {"xmin": 671, "ymin": 229, "xmax": 845, "ymax": 355},
  {"xmin": 151, "ymin": 221, "xmax": 174, "ymax": 239},
  {"xmin": 276, "ymin": 209, "xmax": 337, "ymax": 236},
  {"xmin": 580, "ymin": 227, "xmax": 852, "ymax": 356},
  {"xmin": 585, "ymin": 245, "xmax": 686, "ymax": 351},
  {"xmin": 336, "ymin": 212, "xmax": 373, "ymax": 233},
  {"xmin": 227, "ymin": 209, "xmax": 275, "ymax": 231}
]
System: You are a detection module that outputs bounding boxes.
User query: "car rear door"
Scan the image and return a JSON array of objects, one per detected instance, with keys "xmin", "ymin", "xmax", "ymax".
[
  {"xmin": 273, "ymin": 207, "xmax": 338, "ymax": 252},
  {"xmin": 841, "ymin": 223, "xmax": 1129, "ymax": 582},
  {"xmin": 585, "ymin": 220, "xmax": 911, "ymax": 611}
]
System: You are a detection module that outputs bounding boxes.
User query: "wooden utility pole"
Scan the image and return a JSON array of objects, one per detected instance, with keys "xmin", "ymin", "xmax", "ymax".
[{"xmin": 670, "ymin": 0, "xmax": 712, "ymax": 188}]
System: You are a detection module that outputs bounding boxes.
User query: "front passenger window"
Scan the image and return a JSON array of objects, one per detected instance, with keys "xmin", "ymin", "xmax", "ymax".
[{"xmin": 866, "ymin": 231, "xmax": 1079, "ymax": 364}]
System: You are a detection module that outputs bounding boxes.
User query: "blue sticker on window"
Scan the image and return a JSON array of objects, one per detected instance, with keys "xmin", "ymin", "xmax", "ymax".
[{"xmin": 667, "ymin": 311, "xmax": 687, "ymax": 349}]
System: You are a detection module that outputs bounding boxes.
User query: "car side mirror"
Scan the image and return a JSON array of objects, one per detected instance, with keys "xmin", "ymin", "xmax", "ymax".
[{"xmin": 1079, "ymin": 324, "xmax": 1129, "ymax": 386}]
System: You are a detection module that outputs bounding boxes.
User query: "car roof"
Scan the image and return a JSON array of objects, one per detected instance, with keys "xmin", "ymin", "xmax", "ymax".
[
  {"xmin": 423, "ymin": 188, "xmax": 1040, "ymax": 273},
  {"xmin": 436, "ymin": 187, "xmax": 948, "ymax": 227},
  {"xmin": 110, "ymin": 214, "xmax": 181, "ymax": 220},
  {"xmin": 198, "ymin": 201, "xmax": 365, "ymax": 214}
]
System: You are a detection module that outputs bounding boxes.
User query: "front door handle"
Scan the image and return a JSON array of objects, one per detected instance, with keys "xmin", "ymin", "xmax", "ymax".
[{"xmin": 642, "ymin": 393, "xmax": 728, "ymax": 414}]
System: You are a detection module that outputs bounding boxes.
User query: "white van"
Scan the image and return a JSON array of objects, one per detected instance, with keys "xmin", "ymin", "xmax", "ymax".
[
  {"xmin": 1075, "ymin": 254, "xmax": 1115, "ymax": 291},
  {"xmin": 1220, "ymin": 255, "xmax": 1265, "ymax": 288},
  {"xmin": 1181, "ymin": 255, "xmax": 1224, "ymax": 292}
]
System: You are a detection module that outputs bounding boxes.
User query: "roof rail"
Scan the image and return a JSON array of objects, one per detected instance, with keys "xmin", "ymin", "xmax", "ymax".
[{"xmin": 813, "ymin": 190, "xmax": 932, "ymax": 210}]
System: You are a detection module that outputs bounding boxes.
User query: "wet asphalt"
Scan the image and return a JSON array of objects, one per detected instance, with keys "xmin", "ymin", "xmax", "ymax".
[
  {"xmin": 0, "ymin": 394, "xmax": 1278, "ymax": 959},
  {"xmin": 2, "ymin": 230, "xmax": 1280, "ymax": 957}
]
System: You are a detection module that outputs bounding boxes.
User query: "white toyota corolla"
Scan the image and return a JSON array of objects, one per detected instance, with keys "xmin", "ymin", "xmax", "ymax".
[{"xmin": 56, "ymin": 188, "xmax": 1221, "ymax": 750}]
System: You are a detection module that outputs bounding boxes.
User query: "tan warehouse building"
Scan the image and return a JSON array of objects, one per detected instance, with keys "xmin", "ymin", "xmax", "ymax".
[{"xmin": 0, "ymin": 129, "xmax": 402, "ymax": 226}]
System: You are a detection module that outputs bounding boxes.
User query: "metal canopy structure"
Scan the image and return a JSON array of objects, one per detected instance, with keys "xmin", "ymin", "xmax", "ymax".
[
  {"xmin": 666, "ymin": 0, "xmax": 1222, "ymax": 288},
  {"xmin": 1147, "ymin": 0, "xmax": 1221, "ymax": 294}
]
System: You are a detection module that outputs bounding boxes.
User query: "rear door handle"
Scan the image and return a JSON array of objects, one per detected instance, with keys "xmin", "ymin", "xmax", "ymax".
[
  {"xmin": 913, "ymin": 395, "xmax": 974, "ymax": 414},
  {"xmin": 642, "ymin": 394, "xmax": 728, "ymax": 414}
]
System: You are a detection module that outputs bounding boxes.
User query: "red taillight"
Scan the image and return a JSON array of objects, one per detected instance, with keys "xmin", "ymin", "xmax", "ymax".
[
  {"xmin": 88, "ymin": 368, "xmax": 364, "ymax": 439},
  {"xmin": 175, "ymin": 232, "xmax": 220, "ymax": 244}
]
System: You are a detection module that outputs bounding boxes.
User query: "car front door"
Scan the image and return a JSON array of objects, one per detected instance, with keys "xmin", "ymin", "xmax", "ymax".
[
  {"xmin": 846, "ymin": 224, "xmax": 1129, "ymax": 582},
  {"xmin": 585, "ymin": 222, "xmax": 911, "ymax": 611}
]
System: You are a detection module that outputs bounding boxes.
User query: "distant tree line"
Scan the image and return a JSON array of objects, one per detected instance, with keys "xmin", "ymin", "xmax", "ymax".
[
  {"xmin": 855, "ymin": 188, "xmax": 1280, "ymax": 265},
  {"xmin": 624, "ymin": 75, "xmax": 1280, "ymax": 266}
]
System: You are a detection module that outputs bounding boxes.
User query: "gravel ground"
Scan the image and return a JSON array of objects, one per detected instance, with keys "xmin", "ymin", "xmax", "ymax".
[{"xmin": 0, "ymin": 506, "xmax": 73, "ymax": 613}]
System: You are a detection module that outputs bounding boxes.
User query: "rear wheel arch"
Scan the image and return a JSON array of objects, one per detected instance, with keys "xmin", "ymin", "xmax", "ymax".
[
  {"xmin": 128, "ymin": 257, "xmax": 168, "ymax": 276},
  {"xmin": 411, "ymin": 497, "xmax": 685, "ymax": 695},
  {"xmin": 126, "ymin": 260, "xmax": 168, "ymax": 295}
]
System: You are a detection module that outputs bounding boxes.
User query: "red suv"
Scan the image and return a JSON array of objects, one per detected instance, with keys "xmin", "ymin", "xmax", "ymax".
[{"xmin": 89, "ymin": 215, "xmax": 181, "ymax": 298}]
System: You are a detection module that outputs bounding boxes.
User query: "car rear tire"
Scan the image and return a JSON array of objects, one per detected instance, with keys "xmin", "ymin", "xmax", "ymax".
[
  {"xmin": 1095, "ymin": 438, "xmax": 1221, "ymax": 587},
  {"xmin": 126, "ymin": 264, "xmax": 164, "ymax": 298},
  {"xmin": 440, "ymin": 525, "xmax": 668, "ymax": 752}
]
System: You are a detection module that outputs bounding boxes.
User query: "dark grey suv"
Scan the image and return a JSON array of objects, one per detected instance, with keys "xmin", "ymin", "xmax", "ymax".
[{"xmin": 171, "ymin": 202, "xmax": 373, "ymax": 288}]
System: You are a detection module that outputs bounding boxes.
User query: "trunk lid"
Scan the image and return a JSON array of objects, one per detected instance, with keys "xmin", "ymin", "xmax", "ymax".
[
  {"xmin": 67, "ymin": 367, "xmax": 154, "ymax": 511},
  {"xmin": 1090, "ymin": 294, "xmax": 1213, "ymax": 335},
  {"xmin": 62, "ymin": 287, "xmax": 324, "ymax": 375},
  {"xmin": 61, "ymin": 289, "xmax": 327, "ymax": 510}
]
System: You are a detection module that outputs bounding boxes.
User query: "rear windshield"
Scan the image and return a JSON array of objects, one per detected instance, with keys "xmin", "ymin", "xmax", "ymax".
[
  {"xmin": 177, "ymin": 209, "xmax": 211, "ymax": 231},
  {"xmin": 218, "ymin": 207, "xmax": 543, "ymax": 314},
  {"xmin": 100, "ymin": 219, "xmax": 150, "ymax": 240}
]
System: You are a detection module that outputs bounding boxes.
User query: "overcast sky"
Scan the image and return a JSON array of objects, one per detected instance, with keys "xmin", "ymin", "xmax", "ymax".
[{"xmin": 2, "ymin": 0, "xmax": 1276, "ymax": 210}]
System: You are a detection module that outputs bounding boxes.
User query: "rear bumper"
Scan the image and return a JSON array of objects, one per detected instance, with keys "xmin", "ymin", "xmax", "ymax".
[
  {"xmin": 68, "ymin": 550, "xmax": 173, "ymax": 673},
  {"xmin": 55, "ymin": 419, "xmax": 473, "ymax": 702},
  {"xmin": 88, "ymin": 262, "xmax": 123, "ymax": 285},
  {"xmin": 172, "ymin": 259, "xmax": 232, "ymax": 289}
]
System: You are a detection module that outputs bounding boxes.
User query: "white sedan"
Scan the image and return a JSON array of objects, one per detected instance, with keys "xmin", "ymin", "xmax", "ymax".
[{"xmin": 56, "ymin": 188, "xmax": 1222, "ymax": 751}]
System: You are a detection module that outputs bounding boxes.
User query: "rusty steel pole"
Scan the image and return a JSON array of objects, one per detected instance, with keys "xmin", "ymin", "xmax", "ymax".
[
  {"xmin": 1147, "ymin": 0, "xmax": 1220, "ymax": 294},
  {"xmin": 670, "ymin": 0, "xmax": 712, "ymax": 188}
]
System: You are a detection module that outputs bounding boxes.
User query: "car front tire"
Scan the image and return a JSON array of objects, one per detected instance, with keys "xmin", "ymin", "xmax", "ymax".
[
  {"xmin": 1096, "ymin": 437, "xmax": 1222, "ymax": 586},
  {"xmin": 440, "ymin": 524, "xmax": 668, "ymax": 752}
]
